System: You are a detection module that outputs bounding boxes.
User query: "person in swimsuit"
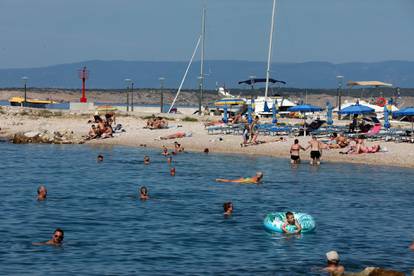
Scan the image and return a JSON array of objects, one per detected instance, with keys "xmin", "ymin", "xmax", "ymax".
[
  {"xmin": 290, "ymin": 139, "xmax": 306, "ymax": 164},
  {"xmin": 323, "ymin": 251, "xmax": 345, "ymax": 276},
  {"xmin": 33, "ymin": 228, "xmax": 64, "ymax": 246},
  {"xmin": 167, "ymin": 156, "xmax": 172, "ymax": 164},
  {"xmin": 282, "ymin": 211, "xmax": 302, "ymax": 234},
  {"xmin": 139, "ymin": 186, "xmax": 149, "ymax": 200},
  {"xmin": 305, "ymin": 136, "xmax": 327, "ymax": 165},
  {"xmin": 97, "ymin": 154, "xmax": 104, "ymax": 162},
  {"xmin": 216, "ymin": 171, "xmax": 263, "ymax": 184},
  {"xmin": 249, "ymin": 116, "xmax": 260, "ymax": 144},
  {"xmin": 170, "ymin": 167, "xmax": 176, "ymax": 176},
  {"xmin": 241, "ymin": 123, "xmax": 249, "ymax": 147},
  {"xmin": 162, "ymin": 145, "xmax": 169, "ymax": 156},
  {"xmin": 144, "ymin": 155, "xmax": 150, "ymax": 165},
  {"xmin": 223, "ymin": 202, "xmax": 233, "ymax": 216},
  {"xmin": 37, "ymin": 185, "xmax": 47, "ymax": 201}
]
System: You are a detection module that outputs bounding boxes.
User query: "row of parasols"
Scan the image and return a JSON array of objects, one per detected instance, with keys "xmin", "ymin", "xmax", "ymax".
[{"xmin": 222, "ymin": 102, "xmax": 414, "ymax": 131}]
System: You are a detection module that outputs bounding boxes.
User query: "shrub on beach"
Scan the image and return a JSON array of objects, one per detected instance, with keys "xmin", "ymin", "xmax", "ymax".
[{"xmin": 181, "ymin": 116, "xmax": 198, "ymax": 122}]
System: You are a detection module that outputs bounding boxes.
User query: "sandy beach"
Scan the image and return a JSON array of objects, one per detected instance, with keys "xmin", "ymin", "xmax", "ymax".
[{"xmin": 1, "ymin": 105, "xmax": 414, "ymax": 169}]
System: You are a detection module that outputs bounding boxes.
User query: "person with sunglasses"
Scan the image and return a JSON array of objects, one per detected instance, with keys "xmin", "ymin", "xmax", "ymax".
[{"xmin": 33, "ymin": 228, "xmax": 64, "ymax": 246}]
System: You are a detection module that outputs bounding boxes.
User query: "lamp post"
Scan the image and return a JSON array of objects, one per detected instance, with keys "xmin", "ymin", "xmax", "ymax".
[
  {"xmin": 336, "ymin": 75, "xmax": 344, "ymax": 120},
  {"xmin": 21, "ymin": 76, "xmax": 28, "ymax": 106},
  {"xmin": 124, "ymin": 78, "xmax": 132, "ymax": 112},
  {"xmin": 159, "ymin": 77, "xmax": 165, "ymax": 113},
  {"xmin": 197, "ymin": 76, "xmax": 203, "ymax": 115},
  {"xmin": 130, "ymin": 81, "xmax": 134, "ymax": 112}
]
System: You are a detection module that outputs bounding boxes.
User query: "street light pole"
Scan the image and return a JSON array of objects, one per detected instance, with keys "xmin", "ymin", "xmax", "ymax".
[
  {"xmin": 159, "ymin": 77, "xmax": 165, "ymax": 113},
  {"xmin": 21, "ymin": 77, "xmax": 28, "ymax": 106},
  {"xmin": 124, "ymin": 78, "xmax": 132, "ymax": 112},
  {"xmin": 131, "ymin": 81, "xmax": 134, "ymax": 112},
  {"xmin": 336, "ymin": 75, "xmax": 344, "ymax": 120}
]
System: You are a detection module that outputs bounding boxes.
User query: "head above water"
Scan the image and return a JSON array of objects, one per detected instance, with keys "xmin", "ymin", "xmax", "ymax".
[
  {"xmin": 256, "ymin": 171, "xmax": 263, "ymax": 179},
  {"xmin": 204, "ymin": 148, "xmax": 209, "ymax": 154},
  {"xmin": 52, "ymin": 228, "xmax": 64, "ymax": 244},
  {"xmin": 285, "ymin": 211, "xmax": 295, "ymax": 224},
  {"xmin": 97, "ymin": 155, "xmax": 104, "ymax": 162},
  {"xmin": 140, "ymin": 186, "xmax": 148, "ymax": 195},
  {"xmin": 223, "ymin": 202, "xmax": 233, "ymax": 213},
  {"xmin": 37, "ymin": 185, "xmax": 47, "ymax": 200},
  {"xmin": 326, "ymin": 251, "xmax": 340, "ymax": 264},
  {"xmin": 170, "ymin": 167, "xmax": 176, "ymax": 176},
  {"xmin": 144, "ymin": 156, "xmax": 150, "ymax": 164}
]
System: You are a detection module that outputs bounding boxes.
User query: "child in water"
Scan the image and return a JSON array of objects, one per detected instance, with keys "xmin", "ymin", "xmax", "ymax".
[{"xmin": 282, "ymin": 211, "xmax": 302, "ymax": 234}]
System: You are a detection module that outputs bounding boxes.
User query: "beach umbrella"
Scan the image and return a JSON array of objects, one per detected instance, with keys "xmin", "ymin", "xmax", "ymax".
[
  {"xmin": 263, "ymin": 101, "xmax": 271, "ymax": 113},
  {"xmin": 288, "ymin": 104, "xmax": 323, "ymax": 136},
  {"xmin": 223, "ymin": 105, "xmax": 228, "ymax": 124},
  {"xmin": 338, "ymin": 103, "xmax": 374, "ymax": 115},
  {"xmin": 247, "ymin": 104, "xmax": 253, "ymax": 124},
  {"xmin": 326, "ymin": 102, "xmax": 333, "ymax": 126},
  {"xmin": 288, "ymin": 104, "xmax": 323, "ymax": 113},
  {"xmin": 394, "ymin": 107, "xmax": 414, "ymax": 132},
  {"xmin": 383, "ymin": 105, "xmax": 390, "ymax": 129},
  {"xmin": 272, "ymin": 101, "xmax": 278, "ymax": 125}
]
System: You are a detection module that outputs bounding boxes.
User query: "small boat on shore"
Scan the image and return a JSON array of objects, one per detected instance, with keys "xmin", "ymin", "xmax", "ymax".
[{"xmin": 9, "ymin": 96, "xmax": 57, "ymax": 108}]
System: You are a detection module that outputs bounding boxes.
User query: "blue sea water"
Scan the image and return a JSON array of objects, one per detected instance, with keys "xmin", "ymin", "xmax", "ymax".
[{"xmin": 0, "ymin": 143, "xmax": 413, "ymax": 275}]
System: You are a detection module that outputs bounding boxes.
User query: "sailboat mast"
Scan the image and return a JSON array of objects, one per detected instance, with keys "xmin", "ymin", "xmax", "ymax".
[
  {"xmin": 265, "ymin": 0, "xmax": 276, "ymax": 98},
  {"xmin": 198, "ymin": 6, "xmax": 206, "ymax": 114}
]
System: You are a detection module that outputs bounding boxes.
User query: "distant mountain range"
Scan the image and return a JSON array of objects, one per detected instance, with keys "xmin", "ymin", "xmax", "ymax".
[{"xmin": 0, "ymin": 60, "xmax": 413, "ymax": 89}]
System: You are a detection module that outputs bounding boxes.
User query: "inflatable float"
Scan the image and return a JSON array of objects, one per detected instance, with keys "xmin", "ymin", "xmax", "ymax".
[{"xmin": 263, "ymin": 212, "xmax": 316, "ymax": 233}]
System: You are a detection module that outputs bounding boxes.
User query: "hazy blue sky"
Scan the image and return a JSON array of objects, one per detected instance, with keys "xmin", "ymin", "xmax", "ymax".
[{"xmin": 0, "ymin": 0, "xmax": 413, "ymax": 68}]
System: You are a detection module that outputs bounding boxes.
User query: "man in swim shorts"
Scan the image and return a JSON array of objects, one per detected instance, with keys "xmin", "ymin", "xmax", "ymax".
[
  {"xmin": 282, "ymin": 211, "xmax": 302, "ymax": 234},
  {"xmin": 33, "ymin": 228, "xmax": 64, "ymax": 246},
  {"xmin": 215, "ymin": 171, "xmax": 263, "ymax": 184},
  {"xmin": 306, "ymin": 136, "xmax": 326, "ymax": 165},
  {"xmin": 290, "ymin": 139, "xmax": 305, "ymax": 164},
  {"xmin": 37, "ymin": 185, "xmax": 47, "ymax": 201}
]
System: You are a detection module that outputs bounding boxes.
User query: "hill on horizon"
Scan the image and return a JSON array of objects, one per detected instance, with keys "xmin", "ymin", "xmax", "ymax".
[{"xmin": 0, "ymin": 60, "xmax": 413, "ymax": 89}]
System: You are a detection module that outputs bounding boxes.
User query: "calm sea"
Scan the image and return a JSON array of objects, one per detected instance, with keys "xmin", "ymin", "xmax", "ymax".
[{"xmin": 0, "ymin": 143, "xmax": 413, "ymax": 275}]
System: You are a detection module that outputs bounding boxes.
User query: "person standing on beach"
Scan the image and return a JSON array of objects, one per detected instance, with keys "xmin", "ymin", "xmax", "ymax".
[
  {"xmin": 249, "ymin": 116, "xmax": 260, "ymax": 145},
  {"xmin": 33, "ymin": 228, "xmax": 64, "ymax": 246},
  {"xmin": 305, "ymin": 136, "xmax": 326, "ymax": 165},
  {"xmin": 290, "ymin": 139, "xmax": 306, "ymax": 164},
  {"xmin": 37, "ymin": 185, "xmax": 47, "ymax": 201}
]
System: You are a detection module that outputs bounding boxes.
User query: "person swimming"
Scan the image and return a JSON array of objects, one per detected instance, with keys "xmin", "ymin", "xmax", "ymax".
[
  {"xmin": 223, "ymin": 202, "xmax": 233, "ymax": 216},
  {"xmin": 97, "ymin": 154, "xmax": 104, "ymax": 162},
  {"xmin": 139, "ymin": 186, "xmax": 149, "ymax": 200},
  {"xmin": 37, "ymin": 185, "xmax": 47, "ymax": 201},
  {"xmin": 323, "ymin": 251, "xmax": 345, "ymax": 276},
  {"xmin": 162, "ymin": 145, "xmax": 169, "ymax": 156},
  {"xmin": 167, "ymin": 156, "xmax": 172, "ymax": 164},
  {"xmin": 215, "ymin": 171, "xmax": 263, "ymax": 184},
  {"xmin": 170, "ymin": 167, "xmax": 176, "ymax": 176},
  {"xmin": 33, "ymin": 228, "xmax": 64, "ymax": 246},
  {"xmin": 204, "ymin": 148, "xmax": 209, "ymax": 154},
  {"xmin": 144, "ymin": 155, "xmax": 150, "ymax": 165},
  {"xmin": 282, "ymin": 211, "xmax": 302, "ymax": 234}
]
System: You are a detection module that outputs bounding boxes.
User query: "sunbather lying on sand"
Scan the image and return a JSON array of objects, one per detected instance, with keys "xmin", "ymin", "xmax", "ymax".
[
  {"xmin": 328, "ymin": 133, "xmax": 349, "ymax": 149},
  {"xmin": 159, "ymin": 131, "xmax": 192, "ymax": 140},
  {"xmin": 146, "ymin": 116, "xmax": 168, "ymax": 129},
  {"xmin": 340, "ymin": 138, "xmax": 380, "ymax": 154},
  {"xmin": 216, "ymin": 171, "xmax": 263, "ymax": 184}
]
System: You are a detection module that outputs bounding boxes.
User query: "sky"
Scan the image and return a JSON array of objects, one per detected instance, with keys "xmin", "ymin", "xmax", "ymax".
[{"xmin": 0, "ymin": 0, "xmax": 413, "ymax": 68}]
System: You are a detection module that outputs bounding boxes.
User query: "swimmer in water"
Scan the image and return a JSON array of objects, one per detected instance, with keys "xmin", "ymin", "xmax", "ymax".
[
  {"xmin": 223, "ymin": 202, "xmax": 233, "ymax": 216},
  {"xmin": 144, "ymin": 155, "xmax": 150, "ymax": 165},
  {"xmin": 215, "ymin": 171, "xmax": 263, "ymax": 184},
  {"xmin": 170, "ymin": 167, "xmax": 176, "ymax": 176},
  {"xmin": 410, "ymin": 241, "xmax": 414, "ymax": 250},
  {"xmin": 167, "ymin": 156, "xmax": 172, "ymax": 164},
  {"xmin": 139, "ymin": 186, "xmax": 149, "ymax": 200},
  {"xmin": 204, "ymin": 148, "xmax": 209, "ymax": 154},
  {"xmin": 33, "ymin": 228, "xmax": 64, "ymax": 246},
  {"xmin": 323, "ymin": 251, "xmax": 345, "ymax": 276},
  {"xmin": 282, "ymin": 211, "xmax": 302, "ymax": 234},
  {"xmin": 97, "ymin": 154, "xmax": 104, "ymax": 162},
  {"xmin": 162, "ymin": 145, "xmax": 169, "ymax": 156},
  {"xmin": 37, "ymin": 185, "xmax": 47, "ymax": 201}
]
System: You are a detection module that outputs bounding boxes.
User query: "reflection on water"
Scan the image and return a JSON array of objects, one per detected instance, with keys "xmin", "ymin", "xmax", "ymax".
[{"xmin": 0, "ymin": 143, "xmax": 413, "ymax": 275}]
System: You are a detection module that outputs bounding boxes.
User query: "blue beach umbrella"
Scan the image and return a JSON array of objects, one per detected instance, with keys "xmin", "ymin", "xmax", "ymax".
[
  {"xmin": 264, "ymin": 101, "xmax": 271, "ymax": 113},
  {"xmin": 394, "ymin": 107, "xmax": 414, "ymax": 132},
  {"xmin": 247, "ymin": 104, "xmax": 253, "ymax": 124},
  {"xmin": 288, "ymin": 104, "xmax": 323, "ymax": 113},
  {"xmin": 383, "ymin": 105, "xmax": 390, "ymax": 129},
  {"xmin": 326, "ymin": 102, "xmax": 333, "ymax": 126},
  {"xmin": 338, "ymin": 103, "xmax": 374, "ymax": 115},
  {"xmin": 223, "ymin": 105, "xmax": 228, "ymax": 124},
  {"xmin": 272, "ymin": 101, "xmax": 278, "ymax": 125}
]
